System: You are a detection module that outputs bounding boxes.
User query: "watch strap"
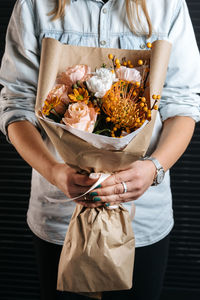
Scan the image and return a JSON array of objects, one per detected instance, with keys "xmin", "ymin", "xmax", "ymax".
[
  {"xmin": 141, "ymin": 156, "xmax": 165, "ymax": 185},
  {"xmin": 145, "ymin": 157, "xmax": 162, "ymax": 170}
]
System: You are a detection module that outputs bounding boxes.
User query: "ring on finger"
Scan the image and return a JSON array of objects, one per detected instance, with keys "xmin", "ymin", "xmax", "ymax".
[{"xmin": 121, "ymin": 181, "xmax": 128, "ymax": 194}]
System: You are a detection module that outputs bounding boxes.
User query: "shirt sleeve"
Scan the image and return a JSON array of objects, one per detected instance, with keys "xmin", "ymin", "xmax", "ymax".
[
  {"xmin": 0, "ymin": 0, "xmax": 40, "ymax": 138},
  {"xmin": 159, "ymin": 0, "xmax": 200, "ymax": 122}
]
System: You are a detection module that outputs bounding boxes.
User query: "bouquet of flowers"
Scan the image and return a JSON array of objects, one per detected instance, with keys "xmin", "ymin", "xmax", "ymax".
[
  {"xmin": 35, "ymin": 38, "xmax": 171, "ymax": 298},
  {"xmin": 41, "ymin": 52, "xmax": 160, "ymax": 142}
]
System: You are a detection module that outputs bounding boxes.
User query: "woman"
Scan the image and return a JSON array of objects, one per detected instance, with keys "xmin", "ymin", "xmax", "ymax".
[{"xmin": 0, "ymin": 0, "xmax": 200, "ymax": 299}]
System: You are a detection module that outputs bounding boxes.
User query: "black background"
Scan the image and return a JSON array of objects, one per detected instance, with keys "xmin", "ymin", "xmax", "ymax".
[{"xmin": 0, "ymin": 1, "xmax": 200, "ymax": 299}]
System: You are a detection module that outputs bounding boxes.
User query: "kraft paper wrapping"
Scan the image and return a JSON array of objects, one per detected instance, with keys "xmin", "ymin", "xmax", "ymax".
[
  {"xmin": 57, "ymin": 205, "xmax": 135, "ymax": 295},
  {"xmin": 35, "ymin": 38, "xmax": 171, "ymax": 297},
  {"xmin": 35, "ymin": 38, "xmax": 171, "ymax": 173}
]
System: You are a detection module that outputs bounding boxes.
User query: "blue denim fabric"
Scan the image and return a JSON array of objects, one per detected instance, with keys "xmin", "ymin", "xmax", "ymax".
[{"xmin": 0, "ymin": 0, "xmax": 200, "ymax": 246}]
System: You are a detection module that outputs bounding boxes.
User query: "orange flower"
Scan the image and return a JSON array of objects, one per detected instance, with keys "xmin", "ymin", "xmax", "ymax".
[
  {"xmin": 68, "ymin": 88, "xmax": 90, "ymax": 103},
  {"xmin": 42, "ymin": 96, "xmax": 61, "ymax": 116},
  {"xmin": 102, "ymin": 80, "xmax": 149, "ymax": 131},
  {"xmin": 42, "ymin": 84, "xmax": 69, "ymax": 116}
]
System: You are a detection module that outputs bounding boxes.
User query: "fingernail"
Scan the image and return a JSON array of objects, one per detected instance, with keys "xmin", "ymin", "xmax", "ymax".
[
  {"xmin": 93, "ymin": 197, "xmax": 101, "ymax": 202},
  {"xmin": 105, "ymin": 203, "xmax": 110, "ymax": 207},
  {"xmin": 96, "ymin": 184, "xmax": 101, "ymax": 189},
  {"xmin": 90, "ymin": 192, "xmax": 98, "ymax": 197}
]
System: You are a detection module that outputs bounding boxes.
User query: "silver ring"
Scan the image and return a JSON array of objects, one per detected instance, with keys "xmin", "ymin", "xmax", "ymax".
[
  {"xmin": 84, "ymin": 196, "xmax": 87, "ymax": 201},
  {"xmin": 121, "ymin": 181, "xmax": 128, "ymax": 193}
]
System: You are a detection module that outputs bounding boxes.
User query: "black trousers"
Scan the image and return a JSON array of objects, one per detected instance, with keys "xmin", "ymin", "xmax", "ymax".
[{"xmin": 32, "ymin": 233, "xmax": 170, "ymax": 300}]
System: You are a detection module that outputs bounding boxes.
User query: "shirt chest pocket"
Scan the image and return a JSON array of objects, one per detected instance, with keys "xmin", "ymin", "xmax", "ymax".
[
  {"xmin": 119, "ymin": 33, "xmax": 158, "ymax": 50},
  {"xmin": 41, "ymin": 32, "xmax": 98, "ymax": 48}
]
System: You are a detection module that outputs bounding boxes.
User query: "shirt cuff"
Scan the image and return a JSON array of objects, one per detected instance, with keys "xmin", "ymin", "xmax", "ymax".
[
  {"xmin": 0, "ymin": 109, "xmax": 41, "ymax": 143},
  {"xmin": 159, "ymin": 104, "xmax": 200, "ymax": 122}
]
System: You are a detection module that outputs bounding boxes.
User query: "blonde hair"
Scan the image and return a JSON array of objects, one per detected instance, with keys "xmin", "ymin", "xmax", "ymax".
[{"xmin": 48, "ymin": 0, "xmax": 152, "ymax": 38}]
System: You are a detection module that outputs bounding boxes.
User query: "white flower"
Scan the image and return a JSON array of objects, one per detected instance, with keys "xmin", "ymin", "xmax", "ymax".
[
  {"xmin": 116, "ymin": 66, "xmax": 141, "ymax": 82},
  {"xmin": 86, "ymin": 68, "xmax": 116, "ymax": 98}
]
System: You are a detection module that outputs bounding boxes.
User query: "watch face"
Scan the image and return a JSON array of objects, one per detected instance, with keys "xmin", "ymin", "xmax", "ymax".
[{"xmin": 157, "ymin": 169, "xmax": 165, "ymax": 184}]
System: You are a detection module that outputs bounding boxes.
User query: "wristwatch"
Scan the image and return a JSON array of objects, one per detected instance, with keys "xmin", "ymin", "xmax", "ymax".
[{"xmin": 142, "ymin": 156, "xmax": 165, "ymax": 186}]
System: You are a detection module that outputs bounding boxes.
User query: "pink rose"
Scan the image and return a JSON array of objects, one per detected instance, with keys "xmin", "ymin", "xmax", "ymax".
[
  {"xmin": 57, "ymin": 65, "xmax": 91, "ymax": 86},
  {"xmin": 62, "ymin": 102, "xmax": 97, "ymax": 133},
  {"xmin": 116, "ymin": 66, "xmax": 141, "ymax": 82},
  {"xmin": 47, "ymin": 84, "xmax": 69, "ymax": 102},
  {"xmin": 46, "ymin": 84, "xmax": 69, "ymax": 115}
]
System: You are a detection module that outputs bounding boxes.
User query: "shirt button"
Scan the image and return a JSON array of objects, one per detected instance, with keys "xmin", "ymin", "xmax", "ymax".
[
  {"xmin": 100, "ymin": 40, "xmax": 106, "ymax": 46},
  {"xmin": 140, "ymin": 44, "xmax": 146, "ymax": 49},
  {"xmin": 102, "ymin": 8, "xmax": 107, "ymax": 14}
]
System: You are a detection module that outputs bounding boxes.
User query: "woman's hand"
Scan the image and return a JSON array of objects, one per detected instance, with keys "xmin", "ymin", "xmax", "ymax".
[
  {"xmin": 50, "ymin": 163, "xmax": 97, "ymax": 199},
  {"xmin": 78, "ymin": 116, "xmax": 195, "ymax": 208},
  {"xmin": 7, "ymin": 122, "xmax": 97, "ymax": 200},
  {"xmin": 77, "ymin": 160, "xmax": 156, "ymax": 207}
]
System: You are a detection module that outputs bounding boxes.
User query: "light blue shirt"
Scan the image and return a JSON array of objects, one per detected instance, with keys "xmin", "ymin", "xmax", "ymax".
[{"xmin": 0, "ymin": 0, "xmax": 200, "ymax": 247}]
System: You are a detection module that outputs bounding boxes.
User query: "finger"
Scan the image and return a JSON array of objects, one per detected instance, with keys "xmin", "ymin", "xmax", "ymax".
[
  {"xmin": 76, "ymin": 194, "xmax": 93, "ymax": 202},
  {"xmin": 75, "ymin": 193, "xmax": 99, "ymax": 203},
  {"xmin": 100, "ymin": 170, "xmax": 133, "ymax": 188},
  {"xmin": 69, "ymin": 186, "xmax": 94, "ymax": 197},
  {"xmin": 73, "ymin": 174, "xmax": 97, "ymax": 187},
  {"xmin": 90, "ymin": 192, "xmax": 140, "ymax": 204},
  {"xmin": 90, "ymin": 181, "xmax": 132, "ymax": 197}
]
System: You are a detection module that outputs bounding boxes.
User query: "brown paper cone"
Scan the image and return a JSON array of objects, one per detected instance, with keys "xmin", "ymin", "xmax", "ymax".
[{"xmin": 35, "ymin": 38, "xmax": 171, "ymax": 173}]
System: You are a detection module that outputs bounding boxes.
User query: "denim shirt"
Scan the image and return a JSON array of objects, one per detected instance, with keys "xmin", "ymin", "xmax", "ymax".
[{"xmin": 0, "ymin": 0, "xmax": 200, "ymax": 247}]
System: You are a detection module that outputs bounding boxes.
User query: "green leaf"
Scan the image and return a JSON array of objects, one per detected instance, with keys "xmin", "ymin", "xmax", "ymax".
[{"xmin": 94, "ymin": 128, "xmax": 111, "ymax": 135}]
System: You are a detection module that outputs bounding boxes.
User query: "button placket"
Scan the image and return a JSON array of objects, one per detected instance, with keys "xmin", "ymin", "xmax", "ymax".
[
  {"xmin": 99, "ymin": 4, "xmax": 109, "ymax": 47},
  {"xmin": 100, "ymin": 40, "xmax": 106, "ymax": 46},
  {"xmin": 102, "ymin": 8, "xmax": 107, "ymax": 14}
]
